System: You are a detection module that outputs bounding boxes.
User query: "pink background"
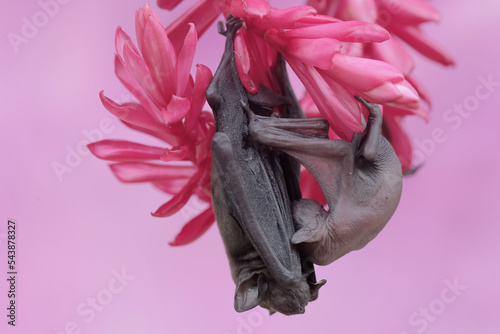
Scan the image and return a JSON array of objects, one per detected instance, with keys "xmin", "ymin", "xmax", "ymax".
[{"xmin": 1, "ymin": 0, "xmax": 499, "ymax": 333}]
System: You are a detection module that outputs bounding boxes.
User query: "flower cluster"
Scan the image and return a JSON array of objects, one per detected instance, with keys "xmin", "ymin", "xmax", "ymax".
[
  {"xmin": 306, "ymin": 0, "xmax": 455, "ymax": 170},
  {"xmin": 89, "ymin": 4, "xmax": 215, "ymax": 245},
  {"xmin": 91, "ymin": 0, "xmax": 453, "ymax": 244}
]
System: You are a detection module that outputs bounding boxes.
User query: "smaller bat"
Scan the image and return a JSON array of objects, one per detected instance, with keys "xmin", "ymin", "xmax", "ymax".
[{"xmin": 248, "ymin": 97, "xmax": 403, "ymax": 265}]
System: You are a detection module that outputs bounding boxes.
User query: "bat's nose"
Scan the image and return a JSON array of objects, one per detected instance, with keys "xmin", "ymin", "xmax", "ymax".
[{"xmin": 297, "ymin": 306, "xmax": 305, "ymax": 314}]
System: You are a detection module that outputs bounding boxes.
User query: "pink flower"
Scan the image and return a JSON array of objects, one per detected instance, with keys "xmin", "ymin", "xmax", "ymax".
[
  {"xmin": 304, "ymin": 0, "xmax": 454, "ymax": 172},
  {"xmin": 307, "ymin": 0, "xmax": 455, "ymax": 66},
  {"xmin": 160, "ymin": 1, "xmax": 420, "ymax": 141},
  {"xmin": 94, "ymin": 0, "xmax": 453, "ymax": 245},
  {"xmin": 260, "ymin": 9, "xmax": 420, "ymax": 140},
  {"xmin": 89, "ymin": 4, "xmax": 215, "ymax": 246}
]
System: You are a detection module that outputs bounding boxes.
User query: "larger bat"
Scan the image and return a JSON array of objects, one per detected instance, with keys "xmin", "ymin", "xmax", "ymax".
[{"xmin": 207, "ymin": 16, "xmax": 325, "ymax": 315}]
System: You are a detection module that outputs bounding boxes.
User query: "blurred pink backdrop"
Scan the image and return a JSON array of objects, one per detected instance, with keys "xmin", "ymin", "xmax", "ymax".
[{"xmin": 1, "ymin": 0, "xmax": 499, "ymax": 333}]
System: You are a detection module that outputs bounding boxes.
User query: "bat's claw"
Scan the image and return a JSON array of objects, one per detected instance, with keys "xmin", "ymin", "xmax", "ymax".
[
  {"xmin": 354, "ymin": 96, "xmax": 383, "ymax": 161},
  {"xmin": 226, "ymin": 15, "xmax": 245, "ymax": 38},
  {"xmin": 355, "ymin": 96, "xmax": 382, "ymax": 128},
  {"xmin": 217, "ymin": 21, "xmax": 227, "ymax": 36},
  {"xmin": 403, "ymin": 164, "xmax": 421, "ymax": 176},
  {"xmin": 308, "ymin": 279, "xmax": 326, "ymax": 301},
  {"xmin": 355, "ymin": 96, "xmax": 380, "ymax": 115},
  {"xmin": 218, "ymin": 15, "xmax": 244, "ymax": 37}
]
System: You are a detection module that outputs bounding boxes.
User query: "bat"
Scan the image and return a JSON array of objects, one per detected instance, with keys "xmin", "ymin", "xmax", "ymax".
[
  {"xmin": 207, "ymin": 15, "xmax": 325, "ymax": 315},
  {"xmin": 248, "ymin": 96, "xmax": 404, "ymax": 266}
]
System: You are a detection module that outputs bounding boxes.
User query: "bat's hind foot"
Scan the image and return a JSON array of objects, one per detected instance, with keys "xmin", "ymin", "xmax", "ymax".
[
  {"xmin": 355, "ymin": 96, "xmax": 383, "ymax": 161},
  {"xmin": 218, "ymin": 15, "xmax": 244, "ymax": 38},
  {"xmin": 355, "ymin": 96, "xmax": 381, "ymax": 118}
]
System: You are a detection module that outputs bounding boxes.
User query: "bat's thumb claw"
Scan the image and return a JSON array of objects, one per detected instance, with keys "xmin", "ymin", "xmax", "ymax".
[
  {"xmin": 217, "ymin": 21, "xmax": 227, "ymax": 36},
  {"xmin": 355, "ymin": 95, "xmax": 381, "ymax": 116},
  {"xmin": 316, "ymin": 279, "xmax": 327, "ymax": 286},
  {"xmin": 291, "ymin": 227, "xmax": 320, "ymax": 244},
  {"xmin": 308, "ymin": 279, "xmax": 327, "ymax": 302}
]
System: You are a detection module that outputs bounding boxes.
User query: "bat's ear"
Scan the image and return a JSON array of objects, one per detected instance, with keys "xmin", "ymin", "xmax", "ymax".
[
  {"xmin": 234, "ymin": 273, "xmax": 267, "ymax": 312},
  {"xmin": 291, "ymin": 199, "xmax": 325, "ymax": 244},
  {"xmin": 291, "ymin": 227, "xmax": 322, "ymax": 244}
]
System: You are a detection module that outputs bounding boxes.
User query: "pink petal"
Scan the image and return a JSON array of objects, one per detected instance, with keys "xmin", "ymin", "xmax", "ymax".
[
  {"xmin": 321, "ymin": 71, "xmax": 368, "ymax": 129},
  {"xmin": 328, "ymin": 54, "xmax": 404, "ymax": 91},
  {"xmin": 100, "ymin": 92, "xmax": 180, "ymax": 145},
  {"xmin": 406, "ymin": 74, "xmax": 432, "ymax": 107},
  {"xmin": 169, "ymin": 207, "xmax": 215, "ymax": 246},
  {"xmin": 115, "ymin": 27, "xmax": 140, "ymax": 62},
  {"xmin": 157, "ymin": 0, "xmax": 184, "ymax": 10},
  {"xmin": 388, "ymin": 80, "xmax": 420, "ymax": 110},
  {"xmin": 165, "ymin": 0, "xmax": 221, "ymax": 54},
  {"xmin": 335, "ymin": 0, "xmax": 378, "ymax": 22},
  {"xmin": 194, "ymin": 185, "xmax": 212, "ymax": 203},
  {"xmin": 115, "ymin": 28, "xmax": 163, "ymax": 120},
  {"xmin": 234, "ymin": 27, "xmax": 257, "ymax": 93},
  {"xmin": 360, "ymin": 79, "xmax": 420, "ymax": 112},
  {"xmin": 389, "ymin": 24, "xmax": 455, "ymax": 66},
  {"xmin": 289, "ymin": 59, "xmax": 364, "ymax": 140},
  {"xmin": 184, "ymin": 64, "xmax": 213, "ymax": 134},
  {"xmin": 153, "ymin": 179, "xmax": 190, "ymax": 195},
  {"xmin": 195, "ymin": 111, "xmax": 216, "ymax": 142},
  {"xmin": 235, "ymin": 27, "xmax": 277, "ymax": 94},
  {"xmin": 305, "ymin": 0, "xmax": 332, "ymax": 16},
  {"xmin": 383, "ymin": 114, "xmax": 412, "ymax": 171},
  {"xmin": 300, "ymin": 168, "xmax": 326, "ymax": 205},
  {"xmin": 110, "ymin": 162, "xmax": 196, "ymax": 183},
  {"xmin": 299, "ymin": 93, "xmax": 322, "ymax": 118},
  {"xmin": 385, "ymin": 105, "xmax": 430, "ymax": 122},
  {"xmin": 136, "ymin": 3, "xmax": 163, "ymax": 51},
  {"xmin": 151, "ymin": 174, "xmax": 200, "ymax": 217},
  {"xmin": 141, "ymin": 16, "xmax": 177, "ymax": 101},
  {"xmin": 196, "ymin": 168, "xmax": 211, "ymax": 193},
  {"xmin": 120, "ymin": 120, "xmax": 182, "ymax": 147},
  {"xmin": 367, "ymin": 36, "xmax": 414, "ymax": 75},
  {"xmin": 294, "ymin": 13, "xmax": 340, "ymax": 26},
  {"xmin": 114, "ymin": 55, "xmax": 163, "ymax": 122},
  {"xmin": 88, "ymin": 140, "xmax": 164, "ymax": 161},
  {"xmin": 160, "ymin": 146, "xmax": 189, "ymax": 162},
  {"xmin": 100, "ymin": 92, "xmax": 162, "ymax": 134},
  {"xmin": 260, "ymin": 6, "xmax": 318, "ymax": 29},
  {"xmin": 378, "ymin": 0, "xmax": 441, "ymax": 25},
  {"xmin": 162, "ymin": 95, "xmax": 191, "ymax": 123},
  {"xmin": 361, "ymin": 81, "xmax": 402, "ymax": 101},
  {"xmin": 300, "ymin": 94, "xmax": 341, "ymax": 139},
  {"xmin": 122, "ymin": 39, "xmax": 168, "ymax": 107},
  {"xmin": 234, "ymin": 28, "xmax": 251, "ymax": 74},
  {"xmin": 176, "ymin": 23, "xmax": 197, "ymax": 97},
  {"xmin": 223, "ymin": 0, "xmax": 271, "ymax": 20},
  {"xmin": 282, "ymin": 21, "xmax": 389, "ymax": 43},
  {"xmin": 289, "ymin": 37, "xmax": 342, "ymax": 70},
  {"xmin": 195, "ymin": 124, "xmax": 216, "ymax": 164}
]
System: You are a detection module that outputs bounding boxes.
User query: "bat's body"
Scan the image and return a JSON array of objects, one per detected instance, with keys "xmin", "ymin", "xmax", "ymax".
[
  {"xmin": 207, "ymin": 16, "xmax": 323, "ymax": 315},
  {"xmin": 249, "ymin": 97, "xmax": 403, "ymax": 265}
]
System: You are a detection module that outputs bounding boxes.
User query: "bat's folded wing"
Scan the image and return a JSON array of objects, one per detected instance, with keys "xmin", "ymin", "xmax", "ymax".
[{"xmin": 211, "ymin": 132, "xmax": 303, "ymax": 286}]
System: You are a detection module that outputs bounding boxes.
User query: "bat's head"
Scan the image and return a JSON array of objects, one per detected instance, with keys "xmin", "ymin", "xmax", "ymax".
[
  {"xmin": 259, "ymin": 279, "xmax": 311, "ymax": 315},
  {"xmin": 234, "ymin": 271, "xmax": 311, "ymax": 315}
]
